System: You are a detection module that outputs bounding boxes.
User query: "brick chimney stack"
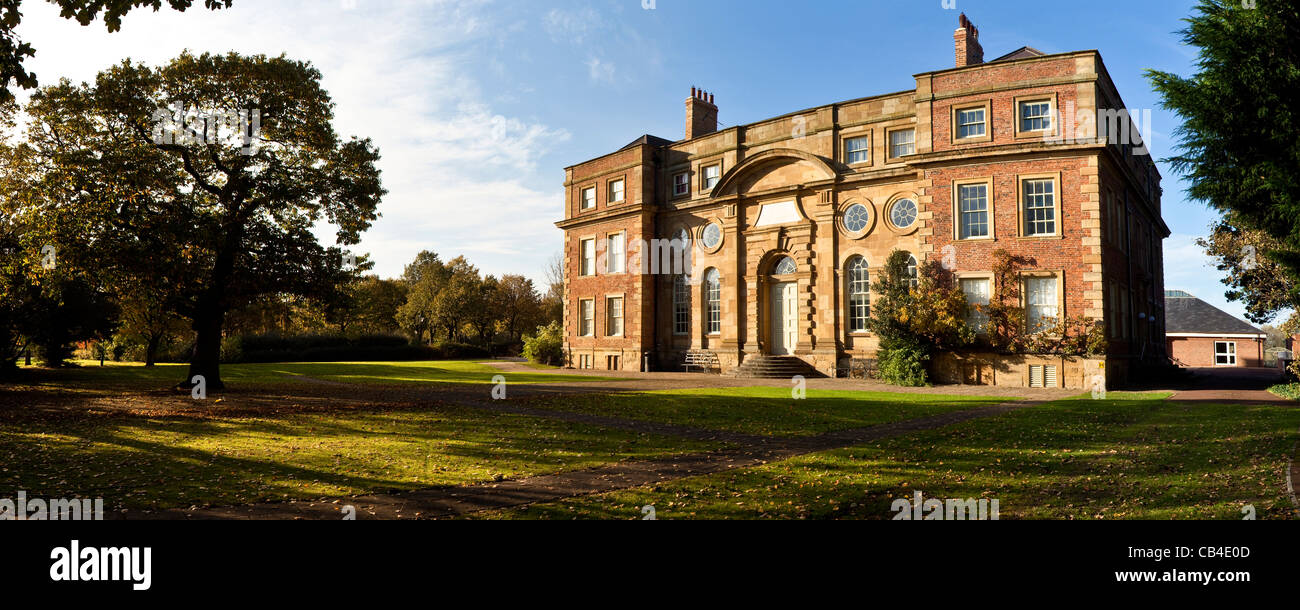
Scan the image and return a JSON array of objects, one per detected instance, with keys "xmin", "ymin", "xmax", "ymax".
[
  {"xmin": 685, "ymin": 87, "xmax": 718, "ymax": 140},
  {"xmin": 954, "ymin": 13, "xmax": 984, "ymax": 67}
]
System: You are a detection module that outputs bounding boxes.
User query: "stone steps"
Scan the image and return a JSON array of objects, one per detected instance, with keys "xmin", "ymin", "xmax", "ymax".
[{"xmin": 732, "ymin": 356, "xmax": 823, "ymax": 379}]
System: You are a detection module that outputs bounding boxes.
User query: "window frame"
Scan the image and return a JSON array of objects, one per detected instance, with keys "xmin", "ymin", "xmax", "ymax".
[
  {"xmin": 699, "ymin": 220, "xmax": 725, "ymax": 253},
  {"xmin": 1013, "ymin": 93, "xmax": 1058, "ymax": 138},
  {"xmin": 672, "ymin": 274, "xmax": 691, "ymax": 336},
  {"xmin": 605, "ymin": 295, "xmax": 624, "ymax": 337},
  {"xmin": 904, "ymin": 253, "xmax": 919, "ymax": 289},
  {"xmin": 952, "ymin": 178, "xmax": 994, "ymax": 241},
  {"xmin": 845, "ymin": 255, "xmax": 871, "ymax": 334},
  {"xmin": 672, "ymin": 171, "xmax": 690, "ymax": 198},
  {"xmin": 605, "ymin": 231, "xmax": 625, "ymax": 274},
  {"xmin": 844, "ymin": 133, "xmax": 872, "ymax": 166},
  {"xmin": 1017, "ymin": 172, "xmax": 1062, "ymax": 238},
  {"xmin": 839, "ymin": 201, "xmax": 875, "ymax": 238},
  {"xmin": 579, "ymin": 237, "xmax": 596, "ymax": 276},
  {"xmin": 957, "ymin": 273, "xmax": 994, "ymax": 333},
  {"xmin": 607, "ymin": 178, "xmax": 625, "ymax": 204},
  {"xmin": 1020, "ymin": 271, "xmax": 1064, "ymax": 333},
  {"xmin": 886, "ymin": 126, "xmax": 916, "ymax": 160},
  {"xmin": 701, "ymin": 162, "xmax": 722, "ymax": 192},
  {"xmin": 886, "ymin": 196, "xmax": 919, "ymax": 233},
  {"xmin": 579, "ymin": 186, "xmax": 596, "ymax": 211},
  {"xmin": 1214, "ymin": 341, "xmax": 1237, "ymax": 366},
  {"xmin": 578, "ymin": 298, "xmax": 595, "ymax": 337},
  {"xmin": 703, "ymin": 268, "xmax": 722, "ymax": 335},
  {"xmin": 950, "ymin": 100, "xmax": 992, "ymax": 144}
]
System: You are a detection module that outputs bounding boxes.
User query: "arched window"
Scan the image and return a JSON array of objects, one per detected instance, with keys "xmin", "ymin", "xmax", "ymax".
[
  {"xmin": 673, "ymin": 274, "xmax": 691, "ymax": 335},
  {"xmin": 904, "ymin": 253, "xmax": 919, "ymax": 288},
  {"xmin": 772, "ymin": 256, "xmax": 797, "ymax": 275},
  {"xmin": 704, "ymin": 268, "xmax": 721, "ymax": 335},
  {"xmin": 847, "ymin": 256, "xmax": 870, "ymax": 332}
]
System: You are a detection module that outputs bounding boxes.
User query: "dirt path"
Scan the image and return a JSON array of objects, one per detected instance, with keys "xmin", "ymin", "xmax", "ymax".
[
  {"xmin": 118, "ymin": 399, "xmax": 1042, "ymax": 520},
  {"xmin": 478, "ymin": 361, "xmax": 1081, "ymax": 400},
  {"xmin": 1166, "ymin": 367, "xmax": 1294, "ymax": 405}
]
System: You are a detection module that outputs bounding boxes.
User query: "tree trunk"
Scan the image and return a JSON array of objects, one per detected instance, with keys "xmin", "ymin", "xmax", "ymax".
[
  {"xmin": 184, "ymin": 216, "xmax": 244, "ymax": 392},
  {"xmin": 145, "ymin": 333, "xmax": 162, "ymax": 367},
  {"xmin": 186, "ymin": 309, "xmax": 225, "ymax": 391}
]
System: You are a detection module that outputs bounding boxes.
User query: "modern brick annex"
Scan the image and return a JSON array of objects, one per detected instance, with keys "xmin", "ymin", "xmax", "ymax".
[{"xmin": 556, "ymin": 15, "xmax": 1167, "ymax": 387}]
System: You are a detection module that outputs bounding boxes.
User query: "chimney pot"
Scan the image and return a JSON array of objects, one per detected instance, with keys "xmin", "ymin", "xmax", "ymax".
[
  {"xmin": 954, "ymin": 14, "xmax": 984, "ymax": 68},
  {"xmin": 685, "ymin": 87, "xmax": 718, "ymax": 140}
]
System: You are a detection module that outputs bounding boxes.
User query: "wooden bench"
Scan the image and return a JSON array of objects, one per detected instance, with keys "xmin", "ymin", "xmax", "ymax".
[
  {"xmin": 836, "ymin": 358, "xmax": 878, "ymax": 379},
  {"xmin": 683, "ymin": 350, "xmax": 719, "ymax": 373}
]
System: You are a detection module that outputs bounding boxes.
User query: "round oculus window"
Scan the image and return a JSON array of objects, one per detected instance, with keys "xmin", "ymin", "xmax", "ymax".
[
  {"xmin": 701, "ymin": 223, "xmax": 722, "ymax": 249},
  {"xmin": 890, "ymin": 199, "xmax": 918, "ymax": 229},
  {"xmin": 843, "ymin": 204, "xmax": 870, "ymax": 233}
]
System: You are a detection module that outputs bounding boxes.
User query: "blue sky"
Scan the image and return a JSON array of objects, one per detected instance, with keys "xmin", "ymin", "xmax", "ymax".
[{"xmin": 13, "ymin": 0, "xmax": 1267, "ymax": 323}]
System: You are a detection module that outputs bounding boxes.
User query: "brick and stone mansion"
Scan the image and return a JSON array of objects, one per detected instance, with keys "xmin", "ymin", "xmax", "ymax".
[{"xmin": 556, "ymin": 15, "xmax": 1167, "ymax": 388}]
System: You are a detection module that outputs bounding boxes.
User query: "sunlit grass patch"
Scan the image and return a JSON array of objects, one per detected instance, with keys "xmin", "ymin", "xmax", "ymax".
[
  {"xmin": 524, "ymin": 386, "xmax": 1011, "ymax": 436},
  {"xmin": 0, "ymin": 404, "xmax": 720, "ymax": 511},
  {"xmin": 482, "ymin": 392, "xmax": 1300, "ymax": 520}
]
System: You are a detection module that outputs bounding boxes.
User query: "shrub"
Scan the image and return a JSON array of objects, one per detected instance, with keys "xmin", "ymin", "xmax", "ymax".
[
  {"xmin": 220, "ymin": 335, "xmax": 244, "ymax": 363},
  {"xmin": 866, "ymin": 250, "xmax": 967, "ymax": 386},
  {"xmin": 877, "ymin": 334, "xmax": 931, "ymax": 387},
  {"xmin": 522, "ymin": 321, "xmax": 564, "ymax": 366},
  {"xmin": 428, "ymin": 341, "xmax": 491, "ymax": 360},
  {"xmin": 1268, "ymin": 383, "xmax": 1300, "ymax": 401}
]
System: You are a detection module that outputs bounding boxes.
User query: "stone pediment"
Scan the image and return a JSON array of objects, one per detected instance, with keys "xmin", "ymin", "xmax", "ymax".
[{"xmin": 710, "ymin": 149, "xmax": 836, "ymax": 198}]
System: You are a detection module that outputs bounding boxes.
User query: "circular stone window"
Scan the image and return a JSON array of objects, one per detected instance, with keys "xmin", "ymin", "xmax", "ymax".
[
  {"xmin": 701, "ymin": 223, "xmax": 723, "ymax": 250},
  {"xmin": 889, "ymin": 198, "xmax": 918, "ymax": 230},
  {"xmin": 843, "ymin": 203, "xmax": 871, "ymax": 233}
]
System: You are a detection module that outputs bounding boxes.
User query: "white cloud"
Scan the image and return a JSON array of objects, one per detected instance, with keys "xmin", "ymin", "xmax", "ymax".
[
  {"xmin": 543, "ymin": 6, "xmax": 603, "ymax": 44},
  {"xmin": 12, "ymin": 0, "xmax": 566, "ymax": 286},
  {"xmin": 585, "ymin": 56, "xmax": 615, "ymax": 83}
]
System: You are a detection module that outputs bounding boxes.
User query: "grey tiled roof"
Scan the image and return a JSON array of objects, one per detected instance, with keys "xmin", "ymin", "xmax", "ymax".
[
  {"xmin": 1164, "ymin": 294, "xmax": 1263, "ymax": 335},
  {"xmin": 991, "ymin": 46, "xmax": 1047, "ymax": 62},
  {"xmin": 620, "ymin": 135, "xmax": 674, "ymax": 151}
]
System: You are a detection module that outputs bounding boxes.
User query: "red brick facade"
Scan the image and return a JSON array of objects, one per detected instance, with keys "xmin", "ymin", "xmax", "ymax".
[
  {"xmin": 1169, "ymin": 336, "xmax": 1264, "ymax": 368},
  {"xmin": 556, "ymin": 17, "xmax": 1167, "ymax": 386}
]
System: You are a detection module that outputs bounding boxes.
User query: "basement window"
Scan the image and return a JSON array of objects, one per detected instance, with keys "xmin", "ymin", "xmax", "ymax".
[{"xmin": 1029, "ymin": 364, "xmax": 1059, "ymax": 388}]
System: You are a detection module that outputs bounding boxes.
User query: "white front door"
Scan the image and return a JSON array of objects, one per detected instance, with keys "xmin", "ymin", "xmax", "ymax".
[{"xmin": 770, "ymin": 282, "xmax": 798, "ymax": 355}]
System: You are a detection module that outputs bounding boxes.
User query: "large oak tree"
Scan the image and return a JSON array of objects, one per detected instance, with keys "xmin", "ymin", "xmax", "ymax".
[{"xmin": 16, "ymin": 51, "xmax": 384, "ymax": 389}]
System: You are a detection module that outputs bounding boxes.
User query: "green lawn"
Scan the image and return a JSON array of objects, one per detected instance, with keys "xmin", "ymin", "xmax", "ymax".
[
  {"xmin": 17, "ymin": 360, "xmax": 618, "ymax": 389},
  {"xmin": 480, "ymin": 392, "xmax": 1300, "ymax": 520},
  {"xmin": 522, "ymin": 386, "xmax": 1012, "ymax": 436},
  {"xmin": 0, "ymin": 404, "xmax": 720, "ymax": 510}
]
